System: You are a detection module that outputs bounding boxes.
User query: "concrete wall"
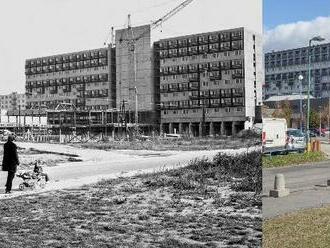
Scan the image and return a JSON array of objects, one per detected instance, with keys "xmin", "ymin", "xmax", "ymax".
[{"xmin": 115, "ymin": 25, "xmax": 155, "ymax": 112}]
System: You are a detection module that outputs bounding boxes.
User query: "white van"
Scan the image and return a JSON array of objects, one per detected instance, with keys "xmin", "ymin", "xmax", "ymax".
[{"xmin": 262, "ymin": 118, "xmax": 288, "ymax": 153}]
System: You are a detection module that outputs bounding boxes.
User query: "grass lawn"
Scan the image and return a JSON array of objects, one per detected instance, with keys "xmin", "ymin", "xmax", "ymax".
[
  {"xmin": 0, "ymin": 151, "xmax": 262, "ymax": 247},
  {"xmin": 263, "ymin": 205, "xmax": 330, "ymax": 248},
  {"xmin": 263, "ymin": 151, "xmax": 327, "ymax": 167}
]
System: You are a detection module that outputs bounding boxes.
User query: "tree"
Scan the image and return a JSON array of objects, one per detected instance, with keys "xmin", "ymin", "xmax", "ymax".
[
  {"xmin": 272, "ymin": 100, "xmax": 292, "ymax": 126},
  {"xmin": 309, "ymin": 109, "xmax": 320, "ymax": 129}
]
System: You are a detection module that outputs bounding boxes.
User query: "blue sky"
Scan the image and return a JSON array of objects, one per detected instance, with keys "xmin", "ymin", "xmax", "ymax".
[
  {"xmin": 263, "ymin": 0, "xmax": 330, "ymax": 51},
  {"xmin": 264, "ymin": 0, "xmax": 330, "ymax": 29}
]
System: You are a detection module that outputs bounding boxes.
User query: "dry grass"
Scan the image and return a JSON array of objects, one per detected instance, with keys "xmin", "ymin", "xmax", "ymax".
[
  {"xmin": 263, "ymin": 205, "xmax": 330, "ymax": 248},
  {"xmin": 0, "ymin": 151, "xmax": 262, "ymax": 247},
  {"xmin": 75, "ymin": 135, "xmax": 260, "ymax": 151}
]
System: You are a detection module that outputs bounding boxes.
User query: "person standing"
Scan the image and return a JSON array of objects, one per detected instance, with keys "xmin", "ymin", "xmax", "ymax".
[{"xmin": 2, "ymin": 134, "xmax": 19, "ymax": 193}]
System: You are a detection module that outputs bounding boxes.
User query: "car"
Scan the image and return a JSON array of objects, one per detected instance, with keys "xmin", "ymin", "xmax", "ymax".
[
  {"xmin": 287, "ymin": 128, "xmax": 306, "ymax": 152},
  {"xmin": 311, "ymin": 128, "xmax": 325, "ymax": 137}
]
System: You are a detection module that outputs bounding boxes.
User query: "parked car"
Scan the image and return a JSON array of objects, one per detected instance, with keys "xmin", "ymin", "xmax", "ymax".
[
  {"xmin": 287, "ymin": 128, "xmax": 306, "ymax": 152},
  {"xmin": 311, "ymin": 128, "xmax": 325, "ymax": 137}
]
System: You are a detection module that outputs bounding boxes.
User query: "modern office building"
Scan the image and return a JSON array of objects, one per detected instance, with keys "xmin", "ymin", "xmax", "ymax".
[
  {"xmin": 25, "ymin": 46, "xmax": 116, "ymax": 111},
  {"xmin": 156, "ymin": 27, "xmax": 263, "ymax": 136},
  {"xmin": 264, "ymin": 42, "xmax": 330, "ymax": 100},
  {"xmin": 0, "ymin": 92, "xmax": 26, "ymax": 112}
]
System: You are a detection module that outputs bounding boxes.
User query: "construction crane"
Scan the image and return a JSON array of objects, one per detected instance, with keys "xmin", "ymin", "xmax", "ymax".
[
  {"xmin": 119, "ymin": 0, "xmax": 194, "ymax": 43},
  {"xmin": 118, "ymin": 0, "xmax": 194, "ymax": 131}
]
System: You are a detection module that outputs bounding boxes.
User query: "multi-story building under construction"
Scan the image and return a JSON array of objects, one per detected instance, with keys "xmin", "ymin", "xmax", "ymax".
[
  {"xmin": 25, "ymin": 46, "xmax": 115, "ymax": 111},
  {"xmin": 22, "ymin": 25, "xmax": 263, "ymax": 136},
  {"xmin": 156, "ymin": 27, "xmax": 263, "ymax": 136}
]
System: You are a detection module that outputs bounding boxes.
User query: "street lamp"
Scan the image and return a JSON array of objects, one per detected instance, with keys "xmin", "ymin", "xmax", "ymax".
[
  {"xmin": 306, "ymin": 36, "xmax": 325, "ymax": 151},
  {"xmin": 298, "ymin": 74, "xmax": 304, "ymax": 134}
]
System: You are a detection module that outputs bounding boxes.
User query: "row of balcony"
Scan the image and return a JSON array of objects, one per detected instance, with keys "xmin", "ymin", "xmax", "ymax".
[
  {"xmin": 26, "ymin": 74, "xmax": 109, "ymax": 88},
  {"xmin": 26, "ymin": 59, "xmax": 108, "ymax": 75},
  {"xmin": 26, "ymin": 50, "xmax": 108, "ymax": 68},
  {"xmin": 158, "ymin": 31, "xmax": 243, "ymax": 49},
  {"xmin": 160, "ymin": 61, "xmax": 243, "ymax": 75},
  {"xmin": 161, "ymin": 98, "xmax": 244, "ymax": 110},
  {"xmin": 159, "ymin": 41, "xmax": 243, "ymax": 58}
]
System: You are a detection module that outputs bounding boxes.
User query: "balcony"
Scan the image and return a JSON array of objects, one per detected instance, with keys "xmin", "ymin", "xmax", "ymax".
[
  {"xmin": 231, "ymin": 31, "xmax": 243, "ymax": 40},
  {"xmin": 231, "ymin": 41, "xmax": 243, "ymax": 50},
  {"xmin": 188, "ymin": 47, "xmax": 198, "ymax": 55},
  {"xmin": 210, "ymin": 99, "xmax": 221, "ymax": 107},
  {"xmin": 209, "ymin": 44, "xmax": 219, "ymax": 53},
  {"xmin": 168, "ymin": 40, "xmax": 178, "ymax": 48},
  {"xmin": 209, "ymin": 72, "xmax": 221, "ymax": 80},
  {"xmin": 178, "ymin": 49, "xmax": 188, "ymax": 57},
  {"xmin": 220, "ymin": 44, "xmax": 231, "ymax": 52},
  {"xmin": 177, "ymin": 39, "xmax": 187, "ymax": 47},
  {"xmin": 188, "ymin": 38, "xmax": 198, "ymax": 46},
  {"xmin": 232, "ymin": 72, "xmax": 244, "ymax": 79},
  {"xmin": 188, "ymin": 65, "xmax": 198, "ymax": 73},
  {"xmin": 198, "ymin": 36, "xmax": 208, "ymax": 44},
  {"xmin": 189, "ymin": 82, "xmax": 199, "ymax": 90},
  {"xmin": 221, "ymin": 91, "xmax": 232, "ymax": 98},
  {"xmin": 189, "ymin": 93, "xmax": 200, "ymax": 99},
  {"xmin": 209, "ymin": 62, "xmax": 220, "ymax": 71},
  {"xmin": 232, "ymin": 91, "xmax": 244, "ymax": 97},
  {"xmin": 231, "ymin": 61, "xmax": 243, "ymax": 69},
  {"xmin": 63, "ymin": 86, "xmax": 71, "ymax": 93},
  {"xmin": 220, "ymin": 33, "xmax": 231, "ymax": 42},
  {"xmin": 188, "ymin": 74, "xmax": 199, "ymax": 82},
  {"xmin": 232, "ymin": 100, "xmax": 244, "ymax": 107},
  {"xmin": 209, "ymin": 34, "xmax": 219, "ymax": 43},
  {"xmin": 221, "ymin": 101, "xmax": 232, "ymax": 107}
]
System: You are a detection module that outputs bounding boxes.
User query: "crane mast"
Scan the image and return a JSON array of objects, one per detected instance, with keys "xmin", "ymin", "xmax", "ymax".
[{"xmin": 119, "ymin": 0, "xmax": 194, "ymax": 130}]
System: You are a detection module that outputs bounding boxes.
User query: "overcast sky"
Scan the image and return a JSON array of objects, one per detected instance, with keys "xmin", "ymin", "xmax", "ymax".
[{"xmin": 0, "ymin": 0, "xmax": 261, "ymax": 95}]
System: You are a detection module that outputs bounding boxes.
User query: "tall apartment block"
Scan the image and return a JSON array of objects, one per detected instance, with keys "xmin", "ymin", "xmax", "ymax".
[
  {"xmin": 0, "ymin": 92, "xmax": 26, "ymax": 112},
  {"xmin": 264, "ymin": 42, "xmax": 330, "ymax": 100},
  {"xmin": 156, "ymin": 27, "xmax": 263, "ymax": 136},
  {"xmin": 25, "ymin": 46, "xmax": 115, "ymax": 111}
]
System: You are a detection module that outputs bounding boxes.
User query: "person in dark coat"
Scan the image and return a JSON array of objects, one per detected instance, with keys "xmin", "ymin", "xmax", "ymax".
[{"xmin": 2, "ymin": 134, "xmax": 19, "ymax": 193}]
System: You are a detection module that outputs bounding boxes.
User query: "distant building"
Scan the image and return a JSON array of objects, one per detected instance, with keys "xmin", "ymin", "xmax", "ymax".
[
  {"xmin": 264, "ymin": 42, "xmax": 330, "ymax": 100},
  {"xmin": 0, "ymin": 92, "xmax": 26, "ymax": 112},
  {"xmin": 156, "ymin": 27, "xmax": 263, "ymax": 136}
]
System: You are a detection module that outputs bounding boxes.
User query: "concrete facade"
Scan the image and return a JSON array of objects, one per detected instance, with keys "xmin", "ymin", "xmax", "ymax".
[
  {"xmin": 264, "ymin": 42, "xmax": 330, "ymax": 100},
  {"xmin": 0, "ymin": 92, "xmax": 26, "ymax": 112},
  {"xmin": 115, "ymin": 25, "xmax": 159, "ymax": 125},
  {"xmin": 156, "ymin": 27, "xmax": 262, "ymax": 136},
  {"xmin": 25, "ymin": 46, "xmax": 115, "ymax": 111}
]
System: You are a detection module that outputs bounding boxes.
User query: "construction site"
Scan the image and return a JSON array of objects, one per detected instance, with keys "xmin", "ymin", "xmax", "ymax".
[{"xmin": 1, "ymin": 0, "xmax": 262, "ymax": 142}]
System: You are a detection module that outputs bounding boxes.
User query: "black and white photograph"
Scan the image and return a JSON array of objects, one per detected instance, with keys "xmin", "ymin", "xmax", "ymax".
[{"xmin": 0, "ymin": 0, "xmax": 263, "ymax": 247}]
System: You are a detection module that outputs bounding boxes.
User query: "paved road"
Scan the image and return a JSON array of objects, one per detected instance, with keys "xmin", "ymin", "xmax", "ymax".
[
  {"xmin": 0, "ymin": 142, "xmax": 252, "ymax": 198},
  {"xmin": 263, "ymin": 161, "xmax": 330, "ymax": 218},
  {"xmin": 263, "ymin": 161, "xmax": 330, "ymax": 195}
]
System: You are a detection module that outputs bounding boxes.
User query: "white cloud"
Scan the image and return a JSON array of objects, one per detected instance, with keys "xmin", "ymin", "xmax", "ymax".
[{"xmin": 264, "ymin": 16, "xmax": 330, "ymax": 52}]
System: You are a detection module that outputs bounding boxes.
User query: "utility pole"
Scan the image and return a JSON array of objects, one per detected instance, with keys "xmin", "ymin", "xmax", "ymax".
[{"xmin": 135, "ymin": 86, "xmax": 138, "ymax": 134}]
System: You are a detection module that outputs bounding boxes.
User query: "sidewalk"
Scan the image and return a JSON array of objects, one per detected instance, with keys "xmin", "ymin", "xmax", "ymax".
[{"xmin": 263, "ymin": 188, "xmax": 330, "ymax": 218}]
